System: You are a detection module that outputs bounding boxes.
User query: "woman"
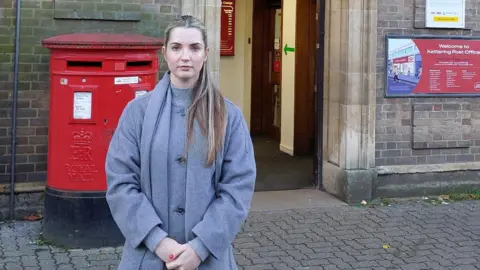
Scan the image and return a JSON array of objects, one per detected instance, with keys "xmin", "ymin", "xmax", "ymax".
[{"xmin": 105, "ymin": 15, "xmax": 256, "ymax": 270}]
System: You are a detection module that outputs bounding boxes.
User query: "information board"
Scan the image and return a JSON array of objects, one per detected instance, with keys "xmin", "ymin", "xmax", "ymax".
[
  {"xmin": 385, "ymin": 35, "xmax": 480, "ymax": 97},
  {"xmin": 220, "ymin": 0, "xmax": 235, "ymax": 56}
]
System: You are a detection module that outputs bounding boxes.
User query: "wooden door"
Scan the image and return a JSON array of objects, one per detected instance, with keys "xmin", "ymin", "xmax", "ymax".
[
  {"xmin": 251, "ymin": 0, "xmax": 281, "ymax": 141},
  {"xmin": 293, "ymin": 0, "xmax": 317, "ymax": 155}
]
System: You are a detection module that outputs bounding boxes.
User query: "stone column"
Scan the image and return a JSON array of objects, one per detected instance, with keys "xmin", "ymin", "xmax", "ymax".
[
  {"xmin": 322, "ymin": 0, "xmax": 377, "ymax": 203},
  {"xmin": 182, "ymin": 0, "xmax": 222, "ymax": 84}
]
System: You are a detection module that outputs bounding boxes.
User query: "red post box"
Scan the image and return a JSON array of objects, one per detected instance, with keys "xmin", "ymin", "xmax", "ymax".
[{"xmin": 41, "ymin": 33, "xmax": 163, "ymax": 248}]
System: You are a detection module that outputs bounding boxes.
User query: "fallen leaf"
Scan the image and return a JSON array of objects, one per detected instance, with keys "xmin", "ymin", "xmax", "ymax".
[{"xmin": 382, "ymin": 244, "xmax": 391, "ymax": 249}]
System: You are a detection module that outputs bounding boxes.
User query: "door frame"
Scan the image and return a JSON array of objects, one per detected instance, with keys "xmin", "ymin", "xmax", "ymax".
[
  {"xmin": 250, "ymin": 0, "xmax": 326, "ymax": 188},
  {"xmin": 314, "ymin": 0, "xmax": 325, "ymax": 188}
]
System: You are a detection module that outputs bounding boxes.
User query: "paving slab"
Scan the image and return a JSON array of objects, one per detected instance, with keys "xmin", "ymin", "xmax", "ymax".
[
  {"xmin": 250, "ymin": 188, "xmax": 347, "ymax": 211},
  {"xmin": 1, "ymin": 200, "xmax": 479, "ymax": 269}
]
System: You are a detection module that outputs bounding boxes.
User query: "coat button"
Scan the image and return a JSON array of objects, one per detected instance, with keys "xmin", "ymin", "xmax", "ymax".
[
  {"xmin": 175, "ymin": 156, "xmax": 186, "ymax": 164},
  {"xmin": 175, "ymin": 208, "xmax": 185, "ymax": 215}
]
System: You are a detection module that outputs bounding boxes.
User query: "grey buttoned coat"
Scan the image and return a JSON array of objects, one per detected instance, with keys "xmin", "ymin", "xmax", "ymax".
[{"xmin": 105, "ymin": 72, "xmax": 257, "ymax": 269}]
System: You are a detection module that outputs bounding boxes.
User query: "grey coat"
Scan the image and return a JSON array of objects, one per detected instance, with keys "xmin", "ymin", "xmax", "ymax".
[{"xmin": 105, "ymin": 72, "xmax": 256, "ymax": 269}]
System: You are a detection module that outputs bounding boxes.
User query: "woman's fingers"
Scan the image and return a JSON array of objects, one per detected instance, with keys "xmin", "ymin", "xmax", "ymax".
[{"xmin": 168, "ymin": 244, "xmax": 187, "ymax": 262}]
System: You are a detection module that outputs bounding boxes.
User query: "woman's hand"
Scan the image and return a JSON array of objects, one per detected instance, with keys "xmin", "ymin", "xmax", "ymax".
[
  {"xmin": 155, "ymin": 237, "xmax": 187, "ymax": 263},
  {"xmin": 165, "ymin": 244, "xmax": 201, "ymax": 270}
]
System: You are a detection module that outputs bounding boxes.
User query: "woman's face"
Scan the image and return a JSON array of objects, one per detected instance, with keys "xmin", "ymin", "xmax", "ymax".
[{"xmin": 163, "ymin": 27, "xmax": 208, "ymax": 88}]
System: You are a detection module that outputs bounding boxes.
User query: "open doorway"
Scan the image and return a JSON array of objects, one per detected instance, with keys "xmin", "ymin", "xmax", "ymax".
[{"xmin": 250, "ymin": 0, "xmax": 318, "ymax": 191}]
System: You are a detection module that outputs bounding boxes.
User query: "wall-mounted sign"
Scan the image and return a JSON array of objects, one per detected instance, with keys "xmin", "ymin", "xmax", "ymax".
[
  {"xmin": 283, "ymin": 44, "xmax": 294, "ymax": 55},
  {"xmin": 385, "ymin": 35, "xmax": 480, "ymax": 97},
  {"xmin": 274, "ymin": 38, "xmax": 280, "ymax": 50},
  {"xmin": 220, "ymin": 0, "xmax": 235, "ymax": 56},
  {"xmin": 425, "ymin": 0, "xmax": 465, "ymax": 29}
]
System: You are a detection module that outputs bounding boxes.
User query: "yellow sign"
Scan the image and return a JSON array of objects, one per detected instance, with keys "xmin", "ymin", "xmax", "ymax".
[
  {"xmin": 425, "ymin": 0, "xmax": 465, "ymax": 28},
  {"xmin": 433, "ymin": 16, "xmax": 459, "ymax": 22}
]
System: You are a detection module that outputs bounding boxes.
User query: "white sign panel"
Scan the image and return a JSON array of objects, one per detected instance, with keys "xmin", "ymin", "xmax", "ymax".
[
  {"xmin": 274, "ymin": 38, "xmax": 280, "ymax": 50},
  {"xmin": 73, "ymin": 92, "xmax": 92, "ymax": 120},
  {"xmin": 114, "ymin": 76, "xmax": 139, "ymax": 85},
  {"xmin": 425, "ymin": 0, "xmax": 466, "ymax": 29}
]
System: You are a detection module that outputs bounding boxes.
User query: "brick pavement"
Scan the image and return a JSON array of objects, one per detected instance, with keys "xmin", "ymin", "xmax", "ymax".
[{"xmin": 0, "ymin": 200, "xmax": 479, "ymax": 270}]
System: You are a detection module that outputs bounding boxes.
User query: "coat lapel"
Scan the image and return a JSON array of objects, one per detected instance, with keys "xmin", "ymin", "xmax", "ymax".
[{"xmin": 140, "ymin": 72, "xmax": 171, "ymax": 224}]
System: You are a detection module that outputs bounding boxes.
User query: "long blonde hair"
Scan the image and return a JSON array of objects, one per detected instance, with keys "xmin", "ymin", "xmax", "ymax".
[{"xmin": 164, "ymin": 15, "xmax": 227, "ymax": 167}]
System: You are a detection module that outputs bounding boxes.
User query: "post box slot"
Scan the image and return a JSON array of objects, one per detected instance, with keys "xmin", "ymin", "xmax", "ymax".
[
  {"xmin": 67, "ymin": 61, "xmax": 102, "ymax": 70},
  {"xmin": 126, "ymin": 61, "xmax": 151, "ymax": 67},
  {"xmin": 126, "ymin": 61, "xmax": 152, "ymax": 71}
]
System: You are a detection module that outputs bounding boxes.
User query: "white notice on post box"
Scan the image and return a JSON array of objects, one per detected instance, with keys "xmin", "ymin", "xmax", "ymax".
[
  {"xmin": 73, "ymin": 92, "xmax": 92, "ymax": 120},
  {"xmin": 135, "ymin": 90, "xmax": 147, "ymax": 98},
  {"xmin": 114, "ymin": 76, "xmax": 139, "ymax": 85}
]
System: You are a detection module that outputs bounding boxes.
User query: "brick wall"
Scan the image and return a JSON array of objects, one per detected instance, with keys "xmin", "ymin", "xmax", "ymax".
[
  {"xmin": 0, "ymin": 0, "xmax": 180, "ymax": 186},
  {"xmin": 375, "ymin": 0, "xmax": 480, "ymax": 166}
]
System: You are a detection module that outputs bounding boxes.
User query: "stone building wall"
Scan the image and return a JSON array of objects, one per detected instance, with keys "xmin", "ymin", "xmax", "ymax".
[
  {"xmin": 0, "ymin": 0, "xmax": 181, "ymax": 219},
  {"xmin": 376, "ymin": 0, "xmax": 480, "ymax": 166},
  {"xmin": 375, "ymin": 0, "xmax": 480, "ymax": 197}
]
